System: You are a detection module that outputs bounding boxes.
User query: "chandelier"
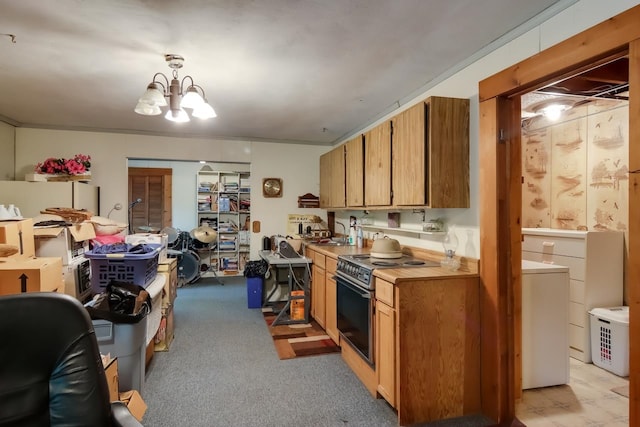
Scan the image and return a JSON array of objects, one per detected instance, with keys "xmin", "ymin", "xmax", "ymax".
[{"xmin": 134, "ymin": 54, "xmax": 216, "ymax": 123}]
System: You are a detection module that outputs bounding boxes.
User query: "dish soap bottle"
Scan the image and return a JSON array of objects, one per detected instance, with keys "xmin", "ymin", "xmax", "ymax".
[{"xmin": 349, "ymin": 225, "xmax": 356, "ymax": 245}]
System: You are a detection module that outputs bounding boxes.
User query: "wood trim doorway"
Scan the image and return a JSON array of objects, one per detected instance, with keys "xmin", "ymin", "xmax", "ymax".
[
  {"xmin": 478, "ymin": 5, "xmax": 640, "ymax": 425},
  {"xmin": 128, "ymin": 167, "xmax": 173, "ymax": 232}
]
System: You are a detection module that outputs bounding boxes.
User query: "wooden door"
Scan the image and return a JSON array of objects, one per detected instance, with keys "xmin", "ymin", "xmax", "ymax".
[
  {"xmin": 376, "ymin": 299, "xmax": 396, "ymax": 407},
  {"xmin": 364, "ymin": 121, "xmax": 392, "ymax": 206},
  {"xmin": 392, "ymin": 102, "xmax": 426, "ymax": 206},
  {"xmin": 345, "ymin": 135, "xmax": 364, "ymax": 207},
  {"xmin": 128, "ymin": 167, "xmax": 172, "ymax": 232}
]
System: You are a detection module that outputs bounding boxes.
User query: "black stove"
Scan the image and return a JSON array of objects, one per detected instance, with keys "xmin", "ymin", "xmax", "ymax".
[{"xmin": 336, "ymin": 254, "xmax": 439, "ymax": 290}]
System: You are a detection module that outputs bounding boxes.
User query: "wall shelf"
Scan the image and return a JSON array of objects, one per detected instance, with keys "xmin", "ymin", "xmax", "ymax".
[{"xmin": 361, "ymin": 224, "xmax": 446, "ymax": 237}]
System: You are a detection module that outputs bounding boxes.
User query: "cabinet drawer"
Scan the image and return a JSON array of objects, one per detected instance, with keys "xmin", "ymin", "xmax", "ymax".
[
  {"xmin": 375, "ymin": 278, "xmax": 395, "ymax": 307},
  {"xmin": 569, "ymin": 301, "xmax": 585, "ymax": 327},
  {"xmin": 569, "ymin": 279, "xmax": 584, "ymax": 304},
  {"xmin": 522, "ymin": 234, "xmax": 585, "ymax": 258},
  {"xmin": 569, "ymin": 323, "xmax": 584, "ymax": 352},
  {"xmin": 521, "ymin": 251, "xmax": 585, "ymax": 281},
  {"xmin": 314, "ymin": 252, "xmax": 326, "ymax": 269},
  {"xmin": 326, "ymin": 257, "xmax": 337, "ymax": 274}
]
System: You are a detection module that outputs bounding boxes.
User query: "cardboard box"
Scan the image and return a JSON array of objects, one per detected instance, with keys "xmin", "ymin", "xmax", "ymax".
[
  {"xmin": 0, "ymin": 256, "xmax": 63, "ymax": 295},
  {"xmin": 126, "ymin": 233, "xmax": 168, "ymax": 262},
  {"xmin": 157, "ymin": 257, "xmax": 177, "ymax": 309},
  {"xmin": 103, "ymin": 357, "xmax": 119, "ymax": 402},
  {"xmin": 154, "ymin": 305, "xmax": 175, "ymax": 352},
  {"xmin": 118, "ymin": 390, "xmax": 147, "ymax": 422},
  {"xmin": 34, "ymin": 222, "xmax": 95, "ymax": 265},
  {"xmin": 0, "ymin": 218, "xmax": 35, "ymax": 258}
]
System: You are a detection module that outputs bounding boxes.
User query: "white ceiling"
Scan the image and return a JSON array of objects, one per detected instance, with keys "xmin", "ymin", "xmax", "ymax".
[{"xmin": 0, "ymin": 0, "xmax": 574, "ymax": 145}]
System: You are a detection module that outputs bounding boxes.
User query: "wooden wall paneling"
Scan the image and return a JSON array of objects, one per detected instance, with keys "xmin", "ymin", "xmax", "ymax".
[
  {"xmin": 480, "ymin": 5, "xmax": 640, "ymax": 425},
  {"xmin": 628, "ymin": 37, "xmax": 640, "ymax": 426}
]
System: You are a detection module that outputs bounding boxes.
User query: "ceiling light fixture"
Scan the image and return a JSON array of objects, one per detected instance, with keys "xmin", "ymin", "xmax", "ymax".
[{"xmin": 134, "ymin": 54, "xmax": 216, "ymax": 123}]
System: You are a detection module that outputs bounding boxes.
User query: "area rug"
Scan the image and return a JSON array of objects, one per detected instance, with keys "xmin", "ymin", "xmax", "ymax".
[
  {"xmin": 611, "ymin": 385, "xmax": 629, "ymax": 398},
  {"xmin": 262, "ymin": 307, "xmax": 340, "ymax": 360}
]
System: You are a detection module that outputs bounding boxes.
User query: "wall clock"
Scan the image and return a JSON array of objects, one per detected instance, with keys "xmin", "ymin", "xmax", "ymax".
[{"xmin": 262, "ymin": 178, "xmax": 283, "ymax": 198}]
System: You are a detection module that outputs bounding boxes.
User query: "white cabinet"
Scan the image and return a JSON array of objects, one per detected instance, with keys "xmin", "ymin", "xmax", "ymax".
[
  {"xmin": 0, "ymin": 181, "xmax": 99, "ymax": 217},
  {"xmin": 521, "ymin": 260, "xmax": 569, "ymax": 389},
  {"xmin": 521, "ymin": 228, "xmax": 623, "ymax": 362},
  {"xmin": 196, "ymin": 170, "xmax": 250, "ymax": 275}
]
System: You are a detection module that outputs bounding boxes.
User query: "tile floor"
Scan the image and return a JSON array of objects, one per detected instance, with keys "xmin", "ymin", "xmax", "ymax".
[{"xmin": 516, "ymin": 358, "xmax": 629, "ymax": 426}]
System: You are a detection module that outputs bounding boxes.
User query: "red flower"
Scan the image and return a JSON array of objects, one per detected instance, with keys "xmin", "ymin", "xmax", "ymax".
[{"xmin": 34, "ymin": 154, "xmax": 91, "ymax": 175}]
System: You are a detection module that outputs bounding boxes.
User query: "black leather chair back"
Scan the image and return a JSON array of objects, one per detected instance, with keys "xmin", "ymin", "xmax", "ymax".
[{"xmin": 0, "ymin": 292, "xmax": 112, "ymax": 427}]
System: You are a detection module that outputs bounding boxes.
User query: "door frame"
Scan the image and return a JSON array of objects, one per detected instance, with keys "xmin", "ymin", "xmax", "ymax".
[{"xmin": 478, "ymin": 5, "xmax": 640, "ymax": 424}]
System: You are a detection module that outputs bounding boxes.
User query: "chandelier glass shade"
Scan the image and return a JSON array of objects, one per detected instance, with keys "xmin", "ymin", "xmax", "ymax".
[{"xmin": 134, "ymin": 54, "xmax": 216, "ymax": 122}]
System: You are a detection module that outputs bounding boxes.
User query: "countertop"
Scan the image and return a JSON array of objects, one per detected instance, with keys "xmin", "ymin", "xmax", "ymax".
[{"xmin": 305, "ymin": 242, "xmax": 479, "ymax": 284}]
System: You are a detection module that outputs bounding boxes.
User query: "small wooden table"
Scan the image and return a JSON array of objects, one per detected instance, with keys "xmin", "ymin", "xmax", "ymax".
[{"xmin": 259, "ymin": 250, "xmax": 312, "ymax": 326}]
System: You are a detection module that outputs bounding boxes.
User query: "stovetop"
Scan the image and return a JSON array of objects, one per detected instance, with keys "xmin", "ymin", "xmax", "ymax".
[
  {"xmin": 336, "ymin": 254, "xmax": 440, "ymax": 290},
  {"xmin": 339, "ymin": 254, "xmax": 439, "ymax": 269}
]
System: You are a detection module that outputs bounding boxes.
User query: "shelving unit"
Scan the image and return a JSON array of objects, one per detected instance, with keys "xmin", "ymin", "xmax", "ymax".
[{"xmin": 197, "ymin": 170, "xmax": 251, "ymax": 276}]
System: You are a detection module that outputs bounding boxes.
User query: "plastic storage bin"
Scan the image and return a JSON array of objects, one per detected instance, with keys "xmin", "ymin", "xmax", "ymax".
[
  {"xmin": 85, "ymin": 244, "xmax": 161, "ymax": 294},
  {"xmin": 93, "ymin": 316, "xmax": 148, "ymax": 394},
  {"xmin": 589, "ymin": 306, "xmax": 629, "ymax": 377},
  {"xmin": 247, "ymin": 277, "xmax": 263, "ymax": 308}
]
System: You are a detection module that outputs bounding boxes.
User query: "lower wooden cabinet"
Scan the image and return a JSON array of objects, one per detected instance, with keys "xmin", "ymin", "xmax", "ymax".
[
  {"xmin": 312, "ymin": 264, "xmax": 326, "ymax": 327},
  {"xmin": 325, "ymin": 258, "xmax": 339, "ymax": 344},
  {"xmin": 375, "ymin": 299, "xmax": 396, "ymax": 406},
  {"xmin": 374, "ymin": 276, "xmax": 481, "ymax": 426}
]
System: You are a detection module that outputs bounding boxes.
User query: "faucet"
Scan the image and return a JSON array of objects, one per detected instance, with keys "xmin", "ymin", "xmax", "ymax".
[{"xmin": 335, "ymin": 221, "xmax": 347, "ymax": 243}]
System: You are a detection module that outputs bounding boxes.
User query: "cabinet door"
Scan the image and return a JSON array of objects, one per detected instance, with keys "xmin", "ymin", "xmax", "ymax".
[
  {"xmin": 345, "ymin": 135, "xmax": 364, "ymax": 207},
  {"xmin": 427, "ymin": 96, "xmax": 470, "ymax": 208},
  {"xmin": 319, "ymin": 152, "xmax": 332, "ymax": 208},
  {"xmin": 329, "ymin": 146, "xmax": 346, "ymax": 208},
  {"xmin": 312, "ymin": 264, "xmax": 326, "ymax": 327},
  {"xmin": 376, "ymin": 300, "xmax": 396, "ymax": 407},
  {"xmin": 392, "ymin": 102, "xmax": 426, "ymax": 206},
  {"xmin": 325, "ymin": 275, "xmax": 339, "ymax": 344},
  {"xmin": 364, "ymin": 121, "xmax": 392, "ymax": 206}
]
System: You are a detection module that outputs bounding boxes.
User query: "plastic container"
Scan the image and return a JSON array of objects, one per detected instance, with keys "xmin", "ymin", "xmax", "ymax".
[
  {"xmin": 247, "ymin": 277, "xmax": 263, "ymax": 308},
  {"xmin": 93, "ymin": 316, "xmax": 148, "ymax": 394},
  {"xmin": 85, "ymin": 244, "xmax": 161, "ymax": 295},
  {"xmin": 589, "ymin": 306, "xmax": 629, "ymax": 377}
]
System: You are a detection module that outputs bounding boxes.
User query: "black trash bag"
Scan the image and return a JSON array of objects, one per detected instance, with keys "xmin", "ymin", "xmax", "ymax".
[
  {"xmin": 243, "ymin": 259, "xmax": 269, "ymax": 278},
  {"xmin": 86, "ymin": 281, "xmax": 151, "ymax": 324}
]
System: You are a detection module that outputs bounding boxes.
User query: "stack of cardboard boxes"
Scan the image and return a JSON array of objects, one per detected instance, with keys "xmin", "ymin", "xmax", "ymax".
[{"xmin": 0, "ymin": 218, "xmax": 64, "ymax": 295}]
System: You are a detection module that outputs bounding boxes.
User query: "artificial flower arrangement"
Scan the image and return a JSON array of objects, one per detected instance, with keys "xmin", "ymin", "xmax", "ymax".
[{"xmin": 34, "ymin": 154, "xmax": 91, "ymax": 175}]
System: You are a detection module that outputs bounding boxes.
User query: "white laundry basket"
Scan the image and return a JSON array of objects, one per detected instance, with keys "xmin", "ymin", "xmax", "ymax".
[{"xmin": 589, "ymin": 306, "xmax": 629, "ymax": 377}]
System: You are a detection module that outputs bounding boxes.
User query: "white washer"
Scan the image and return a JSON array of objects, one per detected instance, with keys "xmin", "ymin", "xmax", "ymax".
[{"xmin": 522, "ymin": 260, "xmax": 570, "ymax": 389}]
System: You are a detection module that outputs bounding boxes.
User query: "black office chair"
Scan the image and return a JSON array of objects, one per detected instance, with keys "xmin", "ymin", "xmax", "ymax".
[{"xmin": 0, "ymin": 292, "xmax": 142, "ymax": 427}]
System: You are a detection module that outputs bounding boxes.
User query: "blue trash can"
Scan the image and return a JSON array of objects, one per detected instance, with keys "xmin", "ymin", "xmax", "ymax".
[{"xmin": 247, "ymin": 277, "xmax": 263, "ymax": 308}]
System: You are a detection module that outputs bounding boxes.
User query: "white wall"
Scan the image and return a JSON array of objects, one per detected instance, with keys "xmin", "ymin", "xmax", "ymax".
[
  {"xmin": 333, "ymin": 0, "xmax": 640, "ymax": 258},
  {"xmin": 13, "ymin": 128, "xmax": 327, "ymax": 260},
  {"xmin": 12, "ymin": 0, "xmax": 640, "ymax": 261},
  {"xmin": 0, "ymin": 121, "xmax": 15, "ymax": 180}
]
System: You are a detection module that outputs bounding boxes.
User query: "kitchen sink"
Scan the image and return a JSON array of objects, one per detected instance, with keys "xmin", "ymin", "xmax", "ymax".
[{"xmin": 311, "ymin": 238, "xmax": 352, "ymax": 246}]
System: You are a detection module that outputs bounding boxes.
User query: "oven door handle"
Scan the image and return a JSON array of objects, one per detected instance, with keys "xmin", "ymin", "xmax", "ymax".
[{"xmin": 333, "ymin": 276, "xmax": 371, "ymax": 299}]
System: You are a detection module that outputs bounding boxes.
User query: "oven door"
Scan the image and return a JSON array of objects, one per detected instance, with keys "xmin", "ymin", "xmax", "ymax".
[{"xmin": 335, "ymin": 274, "xmax": 375, "ymax": 366}]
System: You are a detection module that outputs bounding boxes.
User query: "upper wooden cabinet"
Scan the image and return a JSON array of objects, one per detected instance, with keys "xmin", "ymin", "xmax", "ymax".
[
  {"xmin": 392, "ymin": 96, "xmax": 470, "ymax": 208},
  {"xmin": 364, "ymin": 121, "xmax": 392, "ymax": 207},
  {"xmin": 345, "ymin": 135, "xmax": 364, "ymax": 207},
  {"xmin": 319, "ymin": 145, "xmax": 346, "ymax": 209}
]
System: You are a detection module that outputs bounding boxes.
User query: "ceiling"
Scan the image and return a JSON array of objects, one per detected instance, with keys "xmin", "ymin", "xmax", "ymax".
[{"xmin": 0, "ymin": 0, "xmax": 577, "ymax": 145}]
